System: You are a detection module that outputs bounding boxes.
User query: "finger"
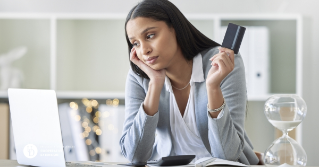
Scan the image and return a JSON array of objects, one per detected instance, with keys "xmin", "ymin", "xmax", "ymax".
[
  {"xmin": 130, "ymin": 48, "xmax": 141, "ymax": 66},
  {"xmin": 219, "ymin": 49, "xmax": 234, "ymax": 66},
  {"xmin": 209, "ymin": 52, "xmax": 221, "ymax": 63},
  {"xmin": 227, "ymin": 50, "xmax": 235, "ymax": 65},
  {"xmin": 212, "ymin": 57, "xmax": 227, "ymax": 73},
  {"xmin": 210, "ymin": 51, "xmax": 228, "ymax": 61},
  {"xmin": 209, "ymin": 54, "xmax": 218, "ymax": 61},
  {"xmin": 223, "ymin": 49, "xmax": 235, "ymax": 64},
  {"xmin": 219, "ymin": 47, "xmax": 234, "ymax": 54},
  {"xmin": 219, "ymin": 47, "xmax": 230, "ymax": 54},
  {"xmin": 219, "ymin": 47, "xmax": 232, "ymax": 53},
  {"xmin": 210, "ymin": 52, "xmax": 226, "ymax": 65},
  {"xmin": 221, "ymin": 52, "xmax": 233, "ymax": 70},
  {"xmin": 212, "ymin": 56, "xmax": 226, "ymax": 67}
]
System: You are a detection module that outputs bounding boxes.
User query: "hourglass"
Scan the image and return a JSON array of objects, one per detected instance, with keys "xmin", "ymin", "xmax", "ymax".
[{"xmin": 264, "ymin": 94, "xmax": 307, "ymax": 167}]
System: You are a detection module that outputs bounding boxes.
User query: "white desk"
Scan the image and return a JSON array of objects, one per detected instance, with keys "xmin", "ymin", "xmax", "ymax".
[
  {"xmin": 0, "ymin": 160, "xmax": 118, "ymax": 167},
  {"xmin": 0, "ymin": 160, "xmax": 270, "ymax": 167}
]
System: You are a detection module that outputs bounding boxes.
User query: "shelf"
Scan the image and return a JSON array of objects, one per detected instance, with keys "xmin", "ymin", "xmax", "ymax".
[
  {"xmin": 56, "ymin": 91, "xmax": 125, "ymax": 99},
  {"xmin": 0, "ymin": 19, "xmax": 51, "ymax": 90},
  {"xmin": 0, "ymin": 90, "xmax": 125, "ymax": 99},
  {"xmin": 56, "ymin": 19, "xmax": 129, "ymax": 92},
  {"xmin": 0, "ymin": 14, "xmax": 302, "ymax": 100},
  {"xmin": 188, "ymin": 19, "xmax": 215, "ymax": 40}
]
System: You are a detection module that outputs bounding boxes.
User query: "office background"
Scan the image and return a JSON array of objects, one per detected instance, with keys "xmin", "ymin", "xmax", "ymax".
[{"xmin": 0, "ymin": 0, "xmax": 318, "ymax": 165}]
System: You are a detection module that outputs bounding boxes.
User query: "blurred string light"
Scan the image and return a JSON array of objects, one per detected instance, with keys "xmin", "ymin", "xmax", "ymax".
[
  {"xmin": 82, "ymin": 98, "xmax": 90, "ymax": 107},
  {"xmin": 93, "ymin": 125, "xmax": 99, "ymax": 132},
  {"xmin": 90, "ymin": 150, "xmax": 96, "ymax": 156},
  {"xmin": 86, "ymin": 139, "xmax": 92, "ymax": 145},
  {"xmin": 96, "ymin": 129, "xmax": 102, "ymax": 135},
  {"xmin": 85, "ymin": 126, "xmax": 91, "ymax": 133},
  {"xmin": 84, "ymin": 117, "xmax": 90, "ymax": 123},
  {"xmin": 95, "ymin": 147, "xmax": 101, "ymax": 154},
  {"xmin": 69, "ymin": 102, "xmax": 78, "ymax": 110},
  {"xmin": 82, "ymin": 122, "xmax": 88, "ymax": 128},
  {"xmin": 86, "ymin": 107, "xmax": 92, "ymax": 113},
  {"xmin": 82, "ymin": 131, "xmax": 89, "ymax": 138},
  {"xmin": 80, "ymin": 98, "xmax": 103, "ymax": 161},
  {"xmin": 106, "ymin": 99, "xmax": 120, "ymax": 106},
  {"xmin": 93, "ymin": 116, "xmax": 99, "ymax": 123},
  {"xmin": 95, "ymin": 111, "xmax": 100, "ymax": 117},
  {"xmin": 74, "ymin": 98, "xmax": 121, "ymax": 161},
  {"xmin": 113, "ymin": 99, "xmax": 119, "ymax": 106},
  {"xmin": 91, "ymin": 100, "xmax": 99, "ymax": 109},
  {"xmin": 106, "ymin": 99, "xmax": 112, "ymax": 106}
]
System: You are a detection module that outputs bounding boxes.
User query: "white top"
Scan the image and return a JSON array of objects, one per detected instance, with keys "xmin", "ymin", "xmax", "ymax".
[{"xmin": 165, "ymin": 53, "xmax": 221, "ymax": 162}]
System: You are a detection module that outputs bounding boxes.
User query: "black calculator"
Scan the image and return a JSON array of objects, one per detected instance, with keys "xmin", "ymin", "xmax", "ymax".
[{"xmin": 147, "ymin": 155, "xmax": 195, "ymax": 166}]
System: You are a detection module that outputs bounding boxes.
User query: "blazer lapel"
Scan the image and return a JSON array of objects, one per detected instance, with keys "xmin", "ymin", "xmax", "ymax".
[
  {"xmin": 194, "ymin": 81, "xmax": 211, "ymax": 154},
  {"xmin": 157, "ymin": 85, "xmax": 173, "ymax": 156}
]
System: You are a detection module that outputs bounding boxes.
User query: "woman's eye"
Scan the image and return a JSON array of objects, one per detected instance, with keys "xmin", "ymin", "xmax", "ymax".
[
  {"xmin": 147, "ymin": 34, "xmax": 155, "ymax": 39},
  {"xmin": 132, "ymin": 42, "xmax": 140, "ymax": 47}
]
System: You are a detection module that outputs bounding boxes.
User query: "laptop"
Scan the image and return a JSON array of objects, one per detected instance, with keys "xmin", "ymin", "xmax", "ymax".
[{"xmin": 8, "ymin": 88, "xmax": 107, "ymax": 167}]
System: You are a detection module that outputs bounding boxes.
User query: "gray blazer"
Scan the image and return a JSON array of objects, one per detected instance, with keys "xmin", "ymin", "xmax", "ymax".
[{"xmin": 120, "ymin": 46, "xmax": 259, "ymax": 165}]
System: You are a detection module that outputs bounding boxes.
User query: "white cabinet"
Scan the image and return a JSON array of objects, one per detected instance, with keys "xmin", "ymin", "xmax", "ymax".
[{"xmin": 0, "ymin": 13, "xmax": 303, "ymax": 155}]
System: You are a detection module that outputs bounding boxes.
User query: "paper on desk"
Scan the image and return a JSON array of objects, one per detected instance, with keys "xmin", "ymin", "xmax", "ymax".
[
  {"xmin": 195, "ymin": 157, "xmax": 246, "ymax": 167},
  {"xmin": 147, "ymin": 164, "xmax": 194, "ymax": 167},
  {"xmin": 206, "ymin": 159, "xmax": 246, "ymax": 167}
]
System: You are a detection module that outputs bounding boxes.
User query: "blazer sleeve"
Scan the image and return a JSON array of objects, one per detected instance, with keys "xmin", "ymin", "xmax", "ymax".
[
  {"xmin": 206, "ymin": 52, "xmax": 257, "ymax": 164},
  {"xmin": 119, "ymin": 69, "xmax": 159, "ymax": 163}
]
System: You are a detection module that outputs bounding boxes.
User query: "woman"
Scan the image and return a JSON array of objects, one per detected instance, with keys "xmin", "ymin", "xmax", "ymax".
[{"xmin": 119, "ymin": 0, "xmax": 259, "ymax": 165}]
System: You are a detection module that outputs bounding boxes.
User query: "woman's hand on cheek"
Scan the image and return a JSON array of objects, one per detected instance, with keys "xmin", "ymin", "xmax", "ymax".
[
  {"xmin": 130, "ymin": 47, "xmax": 166, "ymax": 83},
  {"xmin": 206, "ymin": 47, "xmax": 235, "ymax": 89}
]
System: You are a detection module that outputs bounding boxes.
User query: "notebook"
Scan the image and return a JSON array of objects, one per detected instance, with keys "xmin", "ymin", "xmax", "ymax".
[{"xmin": 195, "ymin": 157, "xmax": 247, "ymax": 167}]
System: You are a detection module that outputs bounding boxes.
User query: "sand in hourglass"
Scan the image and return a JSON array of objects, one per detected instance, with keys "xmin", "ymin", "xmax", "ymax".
[{"xmin": 269, "ymin": 120, "xmax": 302, "ymax": 131}]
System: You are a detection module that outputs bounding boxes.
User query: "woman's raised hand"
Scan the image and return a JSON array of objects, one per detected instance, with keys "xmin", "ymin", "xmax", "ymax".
[
  {"xmin": 130, "ymin": 47, "xmax": 166, "ymax": 83},
  {"xmin": 206, "ymin": 47, "xmax": 235, "ymax": 89}
]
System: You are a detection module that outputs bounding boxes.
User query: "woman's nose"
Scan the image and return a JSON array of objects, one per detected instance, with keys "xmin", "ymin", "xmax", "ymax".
[{"xmin": 141, "ymin": 43, "xmax": 152, "ymax": 55}]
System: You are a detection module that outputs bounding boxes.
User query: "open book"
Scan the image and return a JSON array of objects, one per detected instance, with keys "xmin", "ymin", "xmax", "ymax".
[{"xmin": 195, "ymin": 157, "xmax": 247, "ymax": 167}]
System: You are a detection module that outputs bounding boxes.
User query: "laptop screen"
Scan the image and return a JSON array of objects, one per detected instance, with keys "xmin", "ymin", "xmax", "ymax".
[{"xmin": 8, "ymin": 88, "xmax": 66, "ymax": 167}]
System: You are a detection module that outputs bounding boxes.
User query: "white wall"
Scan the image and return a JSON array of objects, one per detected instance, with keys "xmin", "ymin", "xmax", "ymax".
[{"xmin": 1, "ymin": 0, "xmax": 319, "ymax": 165}]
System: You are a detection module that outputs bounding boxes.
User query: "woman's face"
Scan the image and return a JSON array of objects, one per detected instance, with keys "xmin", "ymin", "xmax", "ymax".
[{"xmin": 126, "ymin": 17, "xmax": 181, "ymax": 70}]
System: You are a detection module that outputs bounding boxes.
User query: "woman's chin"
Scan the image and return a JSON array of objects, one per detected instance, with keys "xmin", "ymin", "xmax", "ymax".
[{"xmin": 149, "ymin": 64, "xmax": 163, "ymax": 71}]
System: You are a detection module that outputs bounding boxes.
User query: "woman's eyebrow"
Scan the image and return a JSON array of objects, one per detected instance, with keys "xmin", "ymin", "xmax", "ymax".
[{"xmin": 129, "ymin": 27, "xmax": 157, "ymax": 40}]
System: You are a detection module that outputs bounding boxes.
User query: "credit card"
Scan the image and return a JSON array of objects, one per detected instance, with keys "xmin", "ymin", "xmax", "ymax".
[{"xmin": 221, "ymin": 23, "xmax": 246, "ymax": 54}]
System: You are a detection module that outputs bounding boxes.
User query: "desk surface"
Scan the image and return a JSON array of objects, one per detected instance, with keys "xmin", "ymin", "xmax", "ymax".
[
  {"xmin": 0, "ymin": 160, "xmax": 118, "ymax": 167},
  {"xmin": 0, "ymin": 160, "xmax": 266, "ymax": 167},
  {"xmin": 0, "ymin": 160, "xmax": 315, "ymax": 167}
]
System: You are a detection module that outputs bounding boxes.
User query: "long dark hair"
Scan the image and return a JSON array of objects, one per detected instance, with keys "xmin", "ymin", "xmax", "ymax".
[{"xmin": 125, "ymin": 0, "xmax": 221, "ymax": 79}]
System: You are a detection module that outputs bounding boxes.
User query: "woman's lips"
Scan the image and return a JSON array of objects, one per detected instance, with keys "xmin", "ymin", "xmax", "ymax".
[{"xmin": 145, "ymin": 56, "xmax": 159, "ymax": 64}]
